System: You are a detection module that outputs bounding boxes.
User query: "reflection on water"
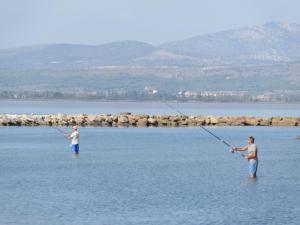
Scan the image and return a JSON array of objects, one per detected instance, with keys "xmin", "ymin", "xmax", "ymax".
[{"xmin": 246, "ymin": 176, "xmax": 258, "ymax": 187}]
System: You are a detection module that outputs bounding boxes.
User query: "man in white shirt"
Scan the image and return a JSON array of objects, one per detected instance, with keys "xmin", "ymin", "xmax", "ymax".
[
  {"xmin": 65, "ymin": 126, "xmax": 79, "ymax": 155},
  {"xmin": 232, "ymin": 136, "xmax": 258, "ymax": 178}
]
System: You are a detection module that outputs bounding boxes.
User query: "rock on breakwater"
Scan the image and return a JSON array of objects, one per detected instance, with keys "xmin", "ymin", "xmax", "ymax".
[{"xmin": 0, "ymin": 113, "xmax": 299, "ymax": 127}]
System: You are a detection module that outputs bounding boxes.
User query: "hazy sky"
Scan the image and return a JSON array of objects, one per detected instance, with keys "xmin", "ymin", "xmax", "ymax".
[{"xmin": 1, "ymin": 0, "xmax": 300, "ymax": 49}]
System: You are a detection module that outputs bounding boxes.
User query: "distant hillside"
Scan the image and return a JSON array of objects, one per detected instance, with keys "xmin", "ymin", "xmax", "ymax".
[
  {"xmin": 1, "ymin": 61, "xmax": 299, "ymax": 92},
  {"xmin": 160, "ymin": 22, "xmax": 300, "ymax": 64},
  {"xmin": 0, "ymin": 41, "xmax": 156, "ymax": 69},
  {"xmin": 1, "ymin": 22, "xmax": 300, "ymax": 68}
]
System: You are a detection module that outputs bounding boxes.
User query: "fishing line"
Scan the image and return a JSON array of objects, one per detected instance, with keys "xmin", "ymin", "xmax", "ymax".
[
  {"xmin": 51, "ymin": 126, "xmax": 66, "ymax": 135},
  {"xmin": 155, "ymin": 92, "xmax": 231, "ymax": 146},
  {"xmin": 29, "ymin": 112, "xmax": 67, "ymax": 135}
]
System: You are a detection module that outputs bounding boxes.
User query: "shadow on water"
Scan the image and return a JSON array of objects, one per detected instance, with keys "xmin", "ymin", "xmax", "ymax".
[
  {"xmin": 246, "ymin": 176, "xmax": 258, "ymax": 187},
  {"xmin": 71, "ymin": 153, "xmax": 79, "ymax": 159}
]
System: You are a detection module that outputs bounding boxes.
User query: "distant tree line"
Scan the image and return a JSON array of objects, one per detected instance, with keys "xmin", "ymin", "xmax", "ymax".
[{"xmin": 1, "ymin": 90, "xmax": 300, "ymax": 102}]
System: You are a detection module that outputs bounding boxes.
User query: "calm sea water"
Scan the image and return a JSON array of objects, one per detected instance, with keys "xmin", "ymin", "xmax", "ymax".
[
  {"xmin": 1, "ymin": 126, "xmax": 300, "ymax": 225},
  {"xmin": 1, "ymin": 100, "xmax": 300, "ymax": 116}
]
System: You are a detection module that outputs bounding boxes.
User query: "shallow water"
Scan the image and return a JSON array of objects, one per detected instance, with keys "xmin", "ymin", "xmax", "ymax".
[
  {"xmin": 1, "ymin": 100, "xmax": 300, "ymax": 116},
  {"xmin": 0, "ymin": 126, "xmax": 300, "ymax": 225}
]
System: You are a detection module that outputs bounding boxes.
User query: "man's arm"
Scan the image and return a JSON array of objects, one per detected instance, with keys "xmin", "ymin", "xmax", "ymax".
[
  {"xmin": 64, "ymin": 133, "xmax": 72, "ymax": 140},
  {"xmin": 232, "ymin": 146, "xmax": 248, "ymax": 152}
]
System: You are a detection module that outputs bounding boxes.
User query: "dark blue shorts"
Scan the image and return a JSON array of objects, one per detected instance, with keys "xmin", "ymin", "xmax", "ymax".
[{"xmin": 70, "ymin": 144, "xmax": 79, "ymax": 154}]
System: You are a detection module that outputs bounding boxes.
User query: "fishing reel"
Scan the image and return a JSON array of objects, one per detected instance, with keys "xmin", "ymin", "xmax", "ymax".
[{"xmin": 229, "ymin": 147, "xmax": 236, "ymax": 153}]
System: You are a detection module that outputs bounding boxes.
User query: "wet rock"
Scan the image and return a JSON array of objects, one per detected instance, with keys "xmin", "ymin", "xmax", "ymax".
[
  {"xmin": 0, "ymin": 114, "xmax": 299, "ymax": 127},
  {"xmin": 210, "ymin": 116, "xmax": 230, "ymax": 125},
  {"xmin": 137, "ymin": 118, "xmax": 148, "ymax": 127},
  {"xmin": 209, "ymin": 116, "xmax": 219, "ymax": 125},
  {"xmin": 170, "ymin": 121, "xmax": 179, "ymax": 127},
  {"xmin": 148, "ymin": 117, "xmax": 158, "ymax": 126},
  {"xmin": 112, "ymin": 115, "xmax": 119, "ymax": 123},
  {"xmin": 128, "ymin": 115, "xmax": 138, "ymax": 126},
  {"xmin": 157, "ymin": 118, "xmax": 168, "ymax": 126},
  {"xmin": 118, "ymin": 116, "xmax": 129, "ymax": 124},
  {"xmin": 244, "ymin": 117, "xmax": 260, "ymax": 126},
  {"xmin": 214, "ymin": 117, "xmax": 230, "ymax": 126},
  {"xmin": 277, "ymin": 117, "xmax": 298, "ymax": 126},
  {"xmin": 227, "ymin": 117, "xmax": 244, "ymax": 126},
  {"xmin": 193, "ymin": 116, "xmax": 206, "ymax": 125},
  {"xmin": 179, "ymin": 118, "xmax": 190, "ymax": 126},
  {"xmin": 271, "ymin": 117, "xmax": 282, "ymax": 126},
  {"xmin": 259, "ymin": 117, "xmax": 271, "ymax": 126},
  {"xmin": 169, "ymin": 116, "xmax": 180, "ymax": 122}
]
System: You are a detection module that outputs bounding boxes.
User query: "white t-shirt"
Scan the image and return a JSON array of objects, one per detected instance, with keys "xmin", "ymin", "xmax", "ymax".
[
  {"xmin": 70, "ymin": 131, "xmax": 79, "ymax": 144},
  {"xmin": 247, "ymin": 143, "xmax": 257, "ymax": 163}
]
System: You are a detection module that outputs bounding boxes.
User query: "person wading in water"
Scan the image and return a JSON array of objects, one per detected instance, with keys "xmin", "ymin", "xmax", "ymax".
[
  {"xmin": 64, "ymin": 126, "xmax": 80, "ymax": 156},
  {"xmin": 232, "ymin": 136, "xmax": 258, "ymax": 178}
]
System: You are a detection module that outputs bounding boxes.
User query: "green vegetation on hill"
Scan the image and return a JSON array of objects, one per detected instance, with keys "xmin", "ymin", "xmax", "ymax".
[{"xmin": 0, "ymin": 62, "xmax": 299, "ymax": 101}]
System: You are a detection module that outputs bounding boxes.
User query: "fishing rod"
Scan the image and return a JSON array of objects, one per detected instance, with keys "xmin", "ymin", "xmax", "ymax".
[
  {"xmin": 155, "ymin": 91, "xmax": 231, "ymax": 146},
  {"xmin": 155, "ymin": 91, "xmax": 247, "ymax": 157}
]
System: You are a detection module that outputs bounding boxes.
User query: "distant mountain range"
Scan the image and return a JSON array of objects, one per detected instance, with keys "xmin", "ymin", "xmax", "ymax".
[{"xmin": 1, "ymin": 22, "xmax": 300, "ymax": 69}]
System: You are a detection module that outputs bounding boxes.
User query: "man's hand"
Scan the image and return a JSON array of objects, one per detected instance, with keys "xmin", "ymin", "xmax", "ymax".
[{"xmin": 230, "ymin": 147, "xmax": 236, "ymax": 153}]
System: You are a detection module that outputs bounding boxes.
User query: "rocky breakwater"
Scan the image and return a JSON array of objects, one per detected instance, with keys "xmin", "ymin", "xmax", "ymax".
[{"xmin": 0, "ymin": 113, "xmax": 299, "ymax": 127}]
